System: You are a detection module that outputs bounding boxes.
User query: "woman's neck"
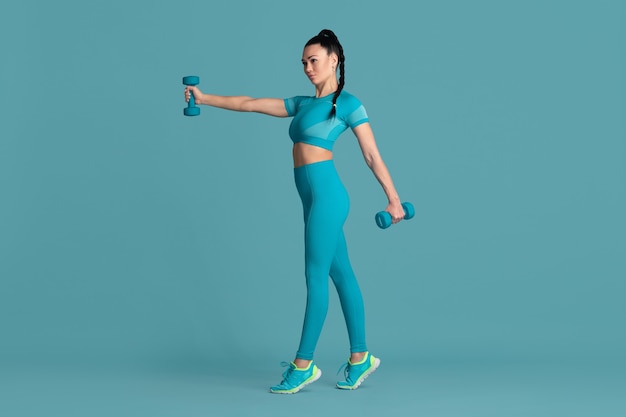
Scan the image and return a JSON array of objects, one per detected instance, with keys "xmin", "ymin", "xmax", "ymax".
[{"xmin": 315, "ymin": 79, "xmax": 339, "ymax": 98}]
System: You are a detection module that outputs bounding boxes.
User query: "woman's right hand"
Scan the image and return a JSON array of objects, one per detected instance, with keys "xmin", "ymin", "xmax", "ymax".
[{"xmin": 184, "ymin": 86, "xmax": 203, "ymax": 105}]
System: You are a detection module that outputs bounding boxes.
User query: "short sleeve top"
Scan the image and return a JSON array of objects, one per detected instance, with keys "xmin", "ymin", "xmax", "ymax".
[{"xmin": 284, "ymin": 91, "xmax": 369, "ymax": 151}]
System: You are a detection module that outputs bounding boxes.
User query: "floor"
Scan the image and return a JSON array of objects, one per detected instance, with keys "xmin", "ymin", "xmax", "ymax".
[{"xmin": 2, "ymin": 354, "xmax": 624, "ymax": 417}]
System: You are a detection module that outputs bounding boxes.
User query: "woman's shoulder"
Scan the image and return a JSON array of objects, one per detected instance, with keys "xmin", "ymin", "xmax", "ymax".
[
  {"xmin": 339, "ymin": 90, "xmax": 364, "ymax": 103},
  {"xmin": 338, "ymin": 90, "xmax": 366, "ymax": 109},
  {"xmin": 284, "ymin": 95, "xmax": 315, "ymax": 116},
  {"xmin": 285, "ymin": 94, "xmax": 311, "ymax": 102}
]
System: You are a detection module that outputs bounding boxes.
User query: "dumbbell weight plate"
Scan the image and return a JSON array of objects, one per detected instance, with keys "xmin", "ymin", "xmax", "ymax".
[{"xmin": 182, "ymin": 76, "xmax": 199, "ymax": 86}]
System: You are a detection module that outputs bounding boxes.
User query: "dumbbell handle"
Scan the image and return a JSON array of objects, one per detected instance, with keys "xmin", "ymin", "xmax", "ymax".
[
  {"xmin": 188, "ymin": 90, "xmax": 196, "ymax": 108},
  {"xmin": 375, "ymin": 202, "xmax": 414, "ymax": 229}
]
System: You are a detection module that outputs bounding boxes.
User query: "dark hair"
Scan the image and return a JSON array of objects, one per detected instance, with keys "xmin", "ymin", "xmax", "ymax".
[{"xmin": 305, "ymin": 29, "xmax": 345, "ymax": 117}]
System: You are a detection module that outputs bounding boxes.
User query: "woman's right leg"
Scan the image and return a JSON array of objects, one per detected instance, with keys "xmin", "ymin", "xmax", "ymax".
[
  {"xmin": 329, "ymin": 230, "xmax": 367, "ymax": 355},
  {"xmin": 294, "ymin": 161, "xmax": 350, "ymax": 361}
]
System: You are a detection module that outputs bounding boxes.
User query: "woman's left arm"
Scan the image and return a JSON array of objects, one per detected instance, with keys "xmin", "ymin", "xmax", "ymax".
[{"xmin": 353, "ymin": 123, "xmax": 406, "ymax": 223}]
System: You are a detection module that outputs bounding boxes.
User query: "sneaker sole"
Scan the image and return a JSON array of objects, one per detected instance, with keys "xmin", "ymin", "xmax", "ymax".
[
  {"xmin": 269, "ymin": 368, "xmax": 322, "ymax": 394},
  {"xmin": 336, "ymin": 357, "xmax": 380, "ymax": 390}
]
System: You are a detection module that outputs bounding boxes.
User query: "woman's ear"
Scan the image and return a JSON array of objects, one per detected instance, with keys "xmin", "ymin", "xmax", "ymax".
[{"xmin": 331, "ymin": 55, "xmax": 339, "ymax": 73}]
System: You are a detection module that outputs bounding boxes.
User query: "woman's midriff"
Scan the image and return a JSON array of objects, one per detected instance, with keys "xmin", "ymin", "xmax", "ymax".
[
  {"xmin": 292, "ymin": 142, "xmax": 333, "ymax": 168},
  {"xmin": 293, "ymin": 142, "xmax": 333, "ymax": 168}
]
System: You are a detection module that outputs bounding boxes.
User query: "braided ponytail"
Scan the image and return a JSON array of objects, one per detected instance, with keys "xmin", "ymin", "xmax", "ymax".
[{"xmin": 305, "ymin": 29, "xmax": 346, "ymax": 118}]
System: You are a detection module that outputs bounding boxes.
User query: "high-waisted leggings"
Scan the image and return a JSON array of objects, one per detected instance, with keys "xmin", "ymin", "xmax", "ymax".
[{"xmin": 293, "ymin": 160, "xmax": 367, "ymax": 360}]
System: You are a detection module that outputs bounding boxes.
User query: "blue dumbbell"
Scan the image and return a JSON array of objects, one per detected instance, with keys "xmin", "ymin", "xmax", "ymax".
[
  {"xmin": 375, "ymin": 202, "xmax": 415, "ymax": 229},
  {"xmin": 183, "ymin": 76, "xmax": 200, "ymax": 116}
]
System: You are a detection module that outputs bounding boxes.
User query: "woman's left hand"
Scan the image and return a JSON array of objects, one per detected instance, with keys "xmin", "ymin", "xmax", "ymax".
[{"xmin": 386, "ymin": 200, "xmax": 406, "ymax": 224}]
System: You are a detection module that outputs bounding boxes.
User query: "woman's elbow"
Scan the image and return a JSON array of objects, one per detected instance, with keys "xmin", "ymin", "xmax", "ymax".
[
  {"xmin": 363, "ymin": 152, "xmax": 380, "ymax": 169},
  {"xmin": 239, "ymin": 98, "xmax": 254, "ymax": 112}
]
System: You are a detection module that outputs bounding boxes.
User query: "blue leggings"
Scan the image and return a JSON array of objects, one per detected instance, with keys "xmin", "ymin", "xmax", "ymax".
[{"xmin": 294, "ymin": 160, "xmax": 367, "ymax": 360}]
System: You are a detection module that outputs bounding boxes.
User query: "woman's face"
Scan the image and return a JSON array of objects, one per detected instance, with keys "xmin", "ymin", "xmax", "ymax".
[{"xmin": 301, "ymin": 43, "xmax": 338, "ymax": 86}]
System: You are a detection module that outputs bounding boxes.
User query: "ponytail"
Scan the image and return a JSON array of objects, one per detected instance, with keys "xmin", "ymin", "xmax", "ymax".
[{"xmin": 305, "ymin": 29, "xmax": 345, "ymax": 117}]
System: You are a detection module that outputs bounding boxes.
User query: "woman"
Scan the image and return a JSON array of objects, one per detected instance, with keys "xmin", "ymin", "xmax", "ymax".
[{"xmin": 185, "ymin": 29, "xmax": 406, "ymax": 393}]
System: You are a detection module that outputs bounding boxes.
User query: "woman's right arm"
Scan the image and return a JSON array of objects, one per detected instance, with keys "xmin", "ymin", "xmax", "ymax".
[{"xmin": 185, "ymin": 86, "xmax": 288, "ymax": 117}]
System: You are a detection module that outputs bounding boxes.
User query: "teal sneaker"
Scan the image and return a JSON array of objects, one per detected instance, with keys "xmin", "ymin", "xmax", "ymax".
[
  {"xmin": 336, "ymin": 352, "xmax": 380, "ymax": 390},
  {"xmin": 269, "ymin": 361, "xmax": 322, "ymax": 394}
]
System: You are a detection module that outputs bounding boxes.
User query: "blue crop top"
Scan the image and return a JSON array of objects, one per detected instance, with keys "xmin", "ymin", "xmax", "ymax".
[{"xmin": 284, "ymin": 91, "xmax": 369, "ymax": 151}]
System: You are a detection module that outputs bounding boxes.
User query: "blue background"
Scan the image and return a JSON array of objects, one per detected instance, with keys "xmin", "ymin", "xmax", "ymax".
[{"xmin": 1, "ymin": 0, "xmax": 624, "ymax": 416}]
